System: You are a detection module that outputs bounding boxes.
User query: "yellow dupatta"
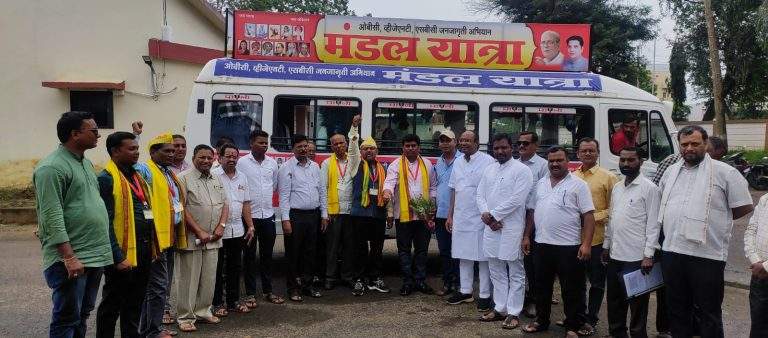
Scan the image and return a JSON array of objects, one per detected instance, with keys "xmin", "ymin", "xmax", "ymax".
[
  {"xmin": 146, "ymin": 159, "xmax": 173, "ymax": 251},
  {"xmin": 105, "ymin": 160, "xmax": 139, "ymax": 267},
  {"xmin": 326, "ymin": 154, "xmax": 345, "ymax": 215},
  {"xmin": 361, "ymin": 160, "xmax": 386, "ymax": 208},
  {"xmin": 397, "ymin": 156, "xmax": 429, "ymax": 222}
]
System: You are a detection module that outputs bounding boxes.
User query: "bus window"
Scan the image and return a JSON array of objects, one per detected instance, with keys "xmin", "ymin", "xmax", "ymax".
[
  {"xmin": 490, "ymin": 104, "xmax": 594, "ymax": 159},
  {"xmin": 649, "ymin": 111, "xmax": 674, "ymax": 162},
  {"xmin": 210, "ymin": 93, "xmax": 263, "ymax": 150},
  {"xmin": 608, "ymin": 109, "xmax": 649, "ymax": 157},
  {"xmin": 272, "ymin": 96, "xmax": 361, "ymax": 152},
  {"xmin": 373, "ymin": 100, "xmax": 478, "ymax": 156}
]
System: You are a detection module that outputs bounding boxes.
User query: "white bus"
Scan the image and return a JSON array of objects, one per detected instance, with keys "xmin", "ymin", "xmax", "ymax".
[{"xmin": 184, "ymin": 58, "xmax": 678, "ymax": 176}]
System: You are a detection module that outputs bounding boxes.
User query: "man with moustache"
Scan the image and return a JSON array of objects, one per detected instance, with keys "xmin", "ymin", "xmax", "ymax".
[
  {"xmin": 573, "ymin": 137, "xmax": 618, "ymax": 334},
  {"xmin": 35, "ymin": 111, "xmax": 112, "ymax": 338},
  {"xmin": 279, "ymin": 135, "xmax": 327, "ymax": 301},
  {"xmin": 534, "ymin": 30, "xmax": 564, "ymax": 66},
  {"xmin": 522, "ymin": 146, "xmax": 595, "ymax": 337},
  {"xmin": 320, "ymin": 116, "xmax": 361, "ymax": 291},
  {"xmin": 602, "ymin": 147, "xmax": 661, "ymax": 338},
  {"xmin": 170, "ymin": 134, "xmax": 190, "ymax": 174},
  {"xmin": 433, "ymin": 130, "xmax": 461, "ymax": 296},
  {"xmin": 657, "ymin": 125, "xmax": 753, "ymax": 338},
  {"xmin": 95, "ymin": 132, "xmax": 157, "ymax": 338},
  {"xmin": 475, "ymin": 133, "xmax": 533, "ymax": 329},
  {"xmin": 445, "ymin": 131, "xmax": 495, "ymax": 311},
  {"xmin": 610, "ymin": 116, "xmax": 639, "ymax": 154}
]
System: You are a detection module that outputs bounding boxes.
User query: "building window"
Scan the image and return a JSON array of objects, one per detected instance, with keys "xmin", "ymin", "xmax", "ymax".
[{"xmin": 70, "ymin": 91, "xmax": 114, "ymax": 129}]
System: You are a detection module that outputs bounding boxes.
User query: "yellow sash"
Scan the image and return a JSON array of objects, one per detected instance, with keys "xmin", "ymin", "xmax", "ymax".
[
  {"xmin": 105, "ymin": 161, "xmax": 139, "ymax": 267},
  {"xmin": 146, "ymin": 160, "xmax": 172, "ymax": 251},
  {"xmin": 397, "ymin": 156, "xmax": 429, "ymax": 222},
  {"xmin": 361, "ymin": 160, "xmax": 386, "ymax": 208},
  {"xmin": 327, "ymin": 154, "xmax": 345, "ymax": 215}
]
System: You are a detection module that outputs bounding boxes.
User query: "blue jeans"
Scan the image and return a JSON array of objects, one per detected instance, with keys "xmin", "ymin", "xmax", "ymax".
[{"xmin": 43, "ymin": 262, "xmax": 103, "ymax": 338}]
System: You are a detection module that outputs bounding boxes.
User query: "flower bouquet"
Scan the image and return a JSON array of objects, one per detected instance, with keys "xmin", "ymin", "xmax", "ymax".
[{"xmin": 410, "ymin": 196, "xmax": 437, "ymax": 230}]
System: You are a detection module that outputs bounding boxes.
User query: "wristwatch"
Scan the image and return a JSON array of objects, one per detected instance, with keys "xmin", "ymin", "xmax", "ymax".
[{"xmin": 219, "ymin": 222, "xmax": 227, "ymax": 228}]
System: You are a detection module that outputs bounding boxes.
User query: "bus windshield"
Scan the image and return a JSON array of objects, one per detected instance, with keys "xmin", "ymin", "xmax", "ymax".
[{"xmin": 210, "ymin": 93, "xmax": 263, "ymax": 150}]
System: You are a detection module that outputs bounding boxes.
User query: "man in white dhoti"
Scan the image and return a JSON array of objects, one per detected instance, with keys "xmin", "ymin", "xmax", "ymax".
[
  {"xmin": 476, "ymin": 133, "xmax": 533, "ymax": 329},
  {"xmin": 445, "ymin": 131, "xmax": 495, "ymax": 311}
]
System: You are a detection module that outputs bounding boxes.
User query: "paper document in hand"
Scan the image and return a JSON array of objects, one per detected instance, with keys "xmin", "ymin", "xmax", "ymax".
[{"xmin": 622, "ymin": 263, "xmax": 663, "ymax": 299}]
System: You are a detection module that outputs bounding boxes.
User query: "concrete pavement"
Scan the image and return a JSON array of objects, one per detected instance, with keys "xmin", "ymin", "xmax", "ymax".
[{"xmin": 0, "ymin": 224, "xmax": 755, "ymax": 337}]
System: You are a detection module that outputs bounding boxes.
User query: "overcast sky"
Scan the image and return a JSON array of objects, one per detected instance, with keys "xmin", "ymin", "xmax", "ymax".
[{"xmin": 347, "ymin": 0, "xmax": 675, "ymax": 68}]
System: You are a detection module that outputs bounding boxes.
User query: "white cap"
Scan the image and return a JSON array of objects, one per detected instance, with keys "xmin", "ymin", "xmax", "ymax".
[{"xmin": 439, "ymin": 129, "xmax": 455, "ymax": 140}]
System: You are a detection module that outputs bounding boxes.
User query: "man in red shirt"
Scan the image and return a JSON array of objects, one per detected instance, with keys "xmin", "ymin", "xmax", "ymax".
[{"xmin": 610, "ymin": 116, "xmax": 639, "ymax": 154}]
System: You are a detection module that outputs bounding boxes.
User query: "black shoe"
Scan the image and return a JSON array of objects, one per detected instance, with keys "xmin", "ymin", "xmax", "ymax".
[
  {"xmin": 323, "ymin": 279, "xmax": 335, "ymax": 290},
  {"xmin": 446, "ymin": 292, "xmax": 474, "ymax": 305},
  {"xmin": 415, "ymin": 282, "xmax": 435, "ymax": 295},
  {"xmin": 352, "ymin": 280, "xmax": 365, "ymax": 296},
  {"xmin": 522, "ymin": 303, "xmax": 537, "ymax": 318},
  {"xmin": 436, "ymin": 285, "xmax": 453, "ymax": 296},
  {"xmin": 400, "ymin": 284, "xmax": 413, "ymax": 296},
  {"xmin": 367, "ymin": 278, "xmax": 391, "ymax": 293},
  {"xmin": 303, "ymin": 287, "xmax": 322, "ymax": 298},
  {"xmin": 476, "ymin": 297, "xmax": 492, "ymax": 312}
]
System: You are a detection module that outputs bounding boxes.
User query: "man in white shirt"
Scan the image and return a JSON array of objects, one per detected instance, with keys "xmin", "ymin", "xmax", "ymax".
[
  {"xmin": 444, "ymin": 131, "xmax": 495, "ymax": 310},
  {"xmin": 278, "ymin": 134, "xmax": 328, "ymax": 302},
  {"xmin": 237, "ymin": 130, "xmax": 285, "ymax": 306},
  {"xmin": 745, "ymin": 192, "xmax": 768, "ymax": 338},
  {"xmin": 517, "ymin": 131, "xmax": 548, "ymax": 317},
  {"xmin": 475, "ymin": 133, "xmax": 533, "ymax": 329},
  {"xmin": 658, "ymin": 125, "xmax": 753, "ymax": 338},
  {"xmin": 212, "ymin": 144, "xmax": 255, "ymax": 315},
  {"xmin": 601, "ymin": 147, "xmax": 661, "ymax": 338},
  {"xmin": 382, "ymin": 134, "xmax": 438, "ymax": 296},
  {"xmin": 522, "ymin": 146, "xmax": 596, "ymax": 337},
  {"xmin": 320, "ymin": 116, "xmax": 361, "ymax": 291}
]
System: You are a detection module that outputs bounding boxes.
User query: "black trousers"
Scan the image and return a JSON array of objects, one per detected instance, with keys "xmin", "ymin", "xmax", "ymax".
[
  {"xmin": 586, "ymin": 244, "xmax": 607, "ymax": 325},
  {"xmin": 434, "ymin": 218, "xmax": 459, "ymax": 288},
  {"xmin": 244, "ymin": 217, "xmax": 276, "ymax": 295},
  {"xmin": 661, "ymin": 251, "xmax": 725, "ymax": 338},
  {"xmin": 285, "ymin": 209, "xmax": 319, "ymax": 292},
  {"xmin": 213, "ymin": 237, "xmax": 244, "ymax": 308},
  {"xmin": 351, "ymin": 216, "xmax": 386, "ymax": 281},
  {"xmin": 325, "ymin": 214, "xmax": 353, "ymax": 283},
  {"xmin": 139, "ymin": 250, "xmax": 168, "ymax": 338},
  {"xmin": 533, "ymin": 243, "xmax": 587, "ymax": 332},
  {"xmin": 606, "ymin": 259, "xmax": 650, "ymax": 338},
  {"xmin": 750, "ymin": 275, "xmax": 768, "ymax": 338},
  {"xmin": 524, "ymin": 228, "xmax": 537, "ymax": 305},
  {"xmin": 96, "ymin": 241, "xmax": 152, "ymax": 338},
  {"xmin": 653, "ymin": 248, "xmax": 670, "ymax": 334},
  {"xmin": 396, "ymin": 220, "xmax": 431, "ymax": 285}
]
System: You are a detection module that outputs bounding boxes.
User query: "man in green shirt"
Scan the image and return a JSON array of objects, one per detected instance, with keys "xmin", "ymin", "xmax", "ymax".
[{"xmin": 34, "ymin": 111, "xmax": 113, "ymax": 338}]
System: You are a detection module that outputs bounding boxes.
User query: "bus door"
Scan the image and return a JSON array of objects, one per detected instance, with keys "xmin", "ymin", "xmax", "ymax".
[{"xmin": 603, "ymin": 104, "xmax": 675, "ymax": 176}]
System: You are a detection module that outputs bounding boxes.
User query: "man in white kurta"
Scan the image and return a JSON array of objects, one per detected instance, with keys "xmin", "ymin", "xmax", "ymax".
[
  {"xmin": 476, "ymin": 134, "xmax": 533, "ymax": 327},
  {"xmin": 445, "ymin": 131, "xmax": 495, "ymax": 308}
]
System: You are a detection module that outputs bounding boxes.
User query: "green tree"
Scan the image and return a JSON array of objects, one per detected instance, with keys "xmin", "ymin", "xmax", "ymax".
[
  {"xmin": 475, "ymin": 0, "xmax": 658, "ymax": 89},
  {"xmin": 665, "ymin": 0, "xmax": 768, "ymax": 120},
  {"xmin": 210, "ymin": 0, "xmax": 354, "ymax": 15},
  {"xmin": 668, "ymin": 40, "xmax": 690, "ymax": 121}
]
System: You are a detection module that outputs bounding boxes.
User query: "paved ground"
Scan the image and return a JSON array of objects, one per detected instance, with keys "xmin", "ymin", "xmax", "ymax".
[{"xmin": 0, "ymin": 224, "xmax": 754, "ymax": 337}]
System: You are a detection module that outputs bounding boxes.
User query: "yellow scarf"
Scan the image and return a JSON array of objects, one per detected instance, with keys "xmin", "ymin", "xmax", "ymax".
[
  {"xmin": 327, "ymin": 154, "xmax": 347, "ymax": 215},
  {"xmin": 146, "ymin": 159, "xmax": 185, "ymax": 251},
  {"xmin": 361, "ymin": 160, "xmax": 386, "ymax": 208},
  {"xmin": 105, "ymin": 160, "xmax": 141, "ymax": 267},
  {"xmin": 397, "ymin": 156, "xmax": 429, "ymax": 222}
]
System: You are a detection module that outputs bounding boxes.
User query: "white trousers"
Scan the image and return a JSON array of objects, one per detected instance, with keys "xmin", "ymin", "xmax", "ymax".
[
  {"xmin": 459, "ymin": 259, "xmax": 491, "ymax": 298},
  {"xmin": 488, "ymin": 257, "xmax": 526, "ymax": 316}
]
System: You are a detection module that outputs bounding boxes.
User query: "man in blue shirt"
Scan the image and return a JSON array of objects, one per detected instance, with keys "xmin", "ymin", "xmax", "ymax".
[
  {"xmin": 433, "ymin": 130, "xmax": 461, "ymax": 296},
  {"xmin": 562, "ymin": 35, "xmax": 589, "ymax": 72}
]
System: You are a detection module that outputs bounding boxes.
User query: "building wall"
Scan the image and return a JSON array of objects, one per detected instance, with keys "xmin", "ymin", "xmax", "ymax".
[
  {"xmin": 651, "ymin": 70, "xmax": 671, "ymax": 102},
  {"xmin": 0, "ymin": 0, "xmax": 223, "ymax": 180},
  {"xmin": 675, "ymin": 120, "xmax": 768, "ymax": 150}
]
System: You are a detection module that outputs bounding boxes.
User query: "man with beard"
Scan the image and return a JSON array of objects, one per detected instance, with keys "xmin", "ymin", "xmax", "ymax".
[
  {"xmin": 657, "ymin": 125, "xmax": 753, "ymax": 338},
  {"xmin": 610, "ymin": 115, "xmax": 639, "ymax": 154},
  {"xmin": 602, "ymin": 147, "xmax": 661, "ymax": 338},
  {"xmin": 475, "ymin": 133, "xmax": 533, "ymax": 329},
  {"xmin": 445, "ymin": 131, "xmax": 495, "ymax": 311},
  {"xmin": 522, "ymin": 146, "xmax": 595, "ymax": 337}
]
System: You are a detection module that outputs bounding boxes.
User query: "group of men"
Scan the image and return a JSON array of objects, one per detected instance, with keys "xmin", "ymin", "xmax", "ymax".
[{"xmin": 34, "ymin": 110, "xmax": 768, "ymax": 338}]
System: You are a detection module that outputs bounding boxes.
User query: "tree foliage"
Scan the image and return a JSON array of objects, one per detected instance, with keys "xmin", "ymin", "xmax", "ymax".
[
  {"xmin": 665, "ymin": 0, "xmax": 768, "ymax": 119},
  {"xmin": 668, "ymin": 40, "xmax": 690, "ymax": 121},
  {"xmin": 474, "ymin": 0, "xmax": 657, "ymax": 91},
  {"xmin": 209, "ymin": 0, "xmax": 354, "ymax": 15}
]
